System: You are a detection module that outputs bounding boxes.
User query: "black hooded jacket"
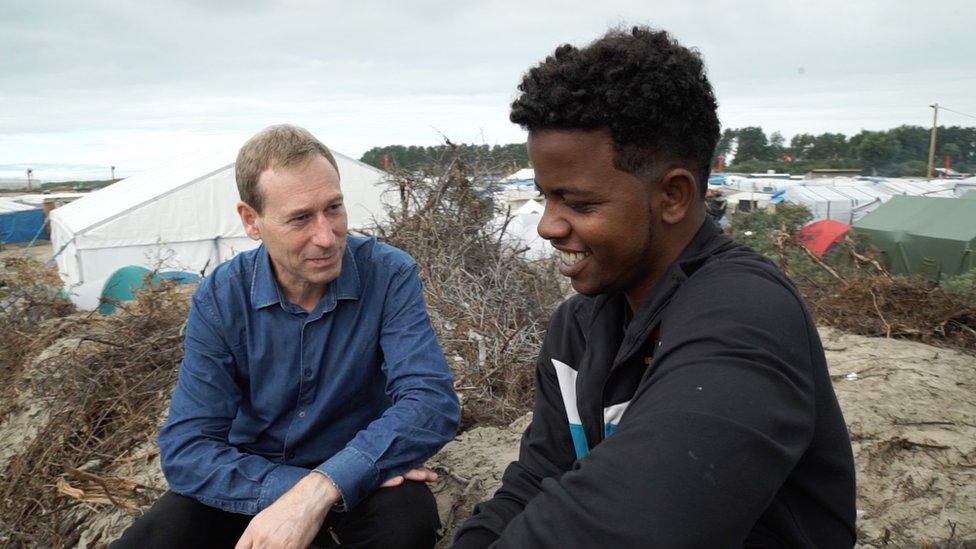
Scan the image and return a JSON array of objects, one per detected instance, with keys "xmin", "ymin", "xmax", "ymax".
[{"xmin": 453, "ymin": 220, "xmax": 856, "ymax": 548}]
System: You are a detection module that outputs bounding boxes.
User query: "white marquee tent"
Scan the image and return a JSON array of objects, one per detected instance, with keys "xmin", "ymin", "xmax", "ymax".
[
  {"xmin": 780, "ymin": 184, "xmax": 890, "ymax": 224},
  {"xmin": 873, "ymin": 179, "xmax": 954, "ymax": 198},
  {"xmin": 499, "ymin": 199, "xmax": 553, "ymax": 261},
  {"xmin": 50, "ymin": 149, "xmax": 390, "ymax": 308}
]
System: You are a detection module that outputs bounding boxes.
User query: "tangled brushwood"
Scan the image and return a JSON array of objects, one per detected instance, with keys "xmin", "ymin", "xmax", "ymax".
[
  {"xmin": 0, "ymin": 257, "xmax": 76, "ymax": 389},
  {"xmin": 0, "ymin": 270, "xmax": 188, "ymax": 547},
  {"xmin": 374, "ymin": 144, "xmax": 564, "ymax": 428},
  {"xmin": 729, "ymin": 205, "xmax": 976, "ymax": 354}
]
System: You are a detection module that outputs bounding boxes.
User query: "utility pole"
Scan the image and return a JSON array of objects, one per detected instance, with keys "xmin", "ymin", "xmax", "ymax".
[{"xmin": 927, "ymin": 103, "xmax": 939, "ymax": 180}]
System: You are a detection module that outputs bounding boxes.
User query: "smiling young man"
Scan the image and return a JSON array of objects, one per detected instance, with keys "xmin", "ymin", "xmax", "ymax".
[
  {"xmin": 112, "ymin": 125, "xmax": 460, "ymax": 549},
  {"xmin": 453, "ymin": 27, "xmax": 856, "ymax": 548}
]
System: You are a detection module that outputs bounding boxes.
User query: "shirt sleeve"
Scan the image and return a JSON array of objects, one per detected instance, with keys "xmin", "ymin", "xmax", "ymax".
[
  {"xmin": 158, "ymin": 285, "xmax": 309, "ymax": 515},
  {"xmin": 315, "ymin": 261, "xmax": 460, "ymax": 510},
  {"xmin": 458, "ymin": 269, "xmax": 820, "ymax": 548}
]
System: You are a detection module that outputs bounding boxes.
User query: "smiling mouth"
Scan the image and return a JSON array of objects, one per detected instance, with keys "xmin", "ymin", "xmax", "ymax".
[{"xmin": 559, "ymin": 250, "xmax": 591, "ymax": 266}]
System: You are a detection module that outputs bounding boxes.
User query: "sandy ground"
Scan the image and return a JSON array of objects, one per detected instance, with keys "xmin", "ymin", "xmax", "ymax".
[
  {"xmin": 1, "ymin": 327, "xmax": 973, "ymax": 547},
  {"xmin": 0, "ymin": 240, "xmax": 53, "ymax": 264},
  {"xmin": 821, "ymin": 328, "xmax": 975, "ymax": 547}
]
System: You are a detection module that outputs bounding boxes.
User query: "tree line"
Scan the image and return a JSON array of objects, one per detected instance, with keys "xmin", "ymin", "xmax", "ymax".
[
  {"xmin": 360, "ymin": 143, "xmax": 528, "ymax": 176},
  {"xmin": 360, "ymin": 125, "xmax": 976, "ymax": 178},
  {"xmin": 717, "ymin": 125, "xmax": 976, "ymax": 177}
]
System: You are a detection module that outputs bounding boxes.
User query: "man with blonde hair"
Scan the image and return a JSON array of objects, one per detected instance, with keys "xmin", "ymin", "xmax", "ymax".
[{"xmin": 114, "ymin": 124, "xmax": 460, "ymax": 548}]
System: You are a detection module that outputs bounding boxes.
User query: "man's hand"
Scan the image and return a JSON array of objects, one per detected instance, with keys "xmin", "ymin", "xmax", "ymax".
[
  {"xmin": 380, "ymin": 466, "xmax": 438, "ymax": 488},
  {"xmin": 235, "ymin": 472, "xmax": 340, "ymax": 549}
]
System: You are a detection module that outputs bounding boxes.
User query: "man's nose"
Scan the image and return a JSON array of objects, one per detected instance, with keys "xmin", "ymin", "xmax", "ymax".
[
  {"xmin": 537, "ymin": 202, "xmax": 569, "ymax": 241},
  {"xmin": 311, "ymin": 214, "xmax": 337, "ymax": 248}
]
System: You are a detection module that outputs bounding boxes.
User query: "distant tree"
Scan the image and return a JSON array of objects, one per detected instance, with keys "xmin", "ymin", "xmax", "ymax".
[
  {"xmin": 361, "ymin": 143, "xmax": 529, "ymax": 175},
  {"xmin": 733, "ymin": 127, "xmax": 769, "ymax": 162},
  {"xmin": 856, "ymin": 131, "xmax": 900, "ymax": 169},
  {"xmin": 768, "ymin": 132, "xmax": 786, "ymax": 161},
  {"xmin": 789, "ymin": 133, "xmax": 817, "ymax": 161},
  {"xmin": 714, "ymin": 128, "xmax": 736, "ymax": 159},
  {"xmin": 808, "ymin": 133, "xmax": 849, "ymax": 162},
  {"xmin": 887, "ymin": 125, "xmax": 930, "ymax": 165}
]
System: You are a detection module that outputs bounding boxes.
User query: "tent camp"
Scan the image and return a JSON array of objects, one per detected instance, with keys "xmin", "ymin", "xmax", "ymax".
[
  {"xmin": 725, "ymin": 191, "xmax": 774, "ymax": 213},
  {"xmin": 0, "ymin": 199, "xmax": 44, "ymax": 244},
  {"xmin": 796, "ymin": 219, "xmax": 851, "ymax": 258},
  {"xmin": 50, "ymin": 149, "xmax": 390, "ymax": 308},
  {"xmin": 852, "ymin": 195, "xmax": 976, "ymax": 281},
  {"xmin": 954, "ymin": 177, "xmax": 976, "ymax": 197},
  {"xmin": 874, "ymin": 179, "xmax": 954, "ymax": 198},
  {"xmin": 779, "ymin": 183, "xmax": 889, "ymax": 224}
]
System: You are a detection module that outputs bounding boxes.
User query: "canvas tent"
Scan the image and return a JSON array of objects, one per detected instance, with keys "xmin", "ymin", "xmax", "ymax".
[
  {"xmin": 852, "ymin": 195, "xmax": 976, "ymax": 281},
  {"xmin": 953, "ymin": 177, "xmax": 976, "ymax": 198},
  {"xmin": 502, "ymin": 168, "xmax": 535, "ymax": 182},
  {"xmin": 0, "ymin": 199, "xmax": 44, "ymax": 244},
  {"xmin": 725, "ymin": 191, "xmax": 774, "ymax": 213},
  {"xmin": 780, "ymin": 183, "xmax": 889, "ymax": 224},
  {"xmin": 50, "ymin": 149, "xmax": 390, "ymax": 308},
  {"xmin": 874, "ymin": 179, "xmax": 954, "ymax": 198},
  {"xmin": 795, "ymin": 219, "xmax": 851, "ymax": 258},
  {"xmin": 498, "ymin": 199, "xmax": 553, "ymax": 261}
]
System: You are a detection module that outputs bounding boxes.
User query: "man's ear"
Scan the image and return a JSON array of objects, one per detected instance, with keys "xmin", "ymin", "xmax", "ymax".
[
  {"xmin": 656, "ymin": 168, "xmax": 699, "ymax": 226},
  {"xmin": 237, "ymin": 201, "xmax": 262, "ymax": 241}
]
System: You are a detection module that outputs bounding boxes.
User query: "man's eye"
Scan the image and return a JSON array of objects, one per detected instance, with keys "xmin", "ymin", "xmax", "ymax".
[
  {"xmin": 328, "ymin": 203, "xmax": 344, "ymax": 211},
  {"xmin": 566, "ymin": 202, "xmax": 593, "ymax": 212},
  {"xmin": 290, "ymin": 214, "xmax": 309, "ymax": 223}
]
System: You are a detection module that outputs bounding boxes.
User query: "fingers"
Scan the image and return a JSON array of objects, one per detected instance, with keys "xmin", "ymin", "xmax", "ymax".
[
  {"xmin": 380, "ymin": 467, "xmax": 439, "ymax": 489},
  {"xmin": 234, "ymin": 529, "xmax": 253, "ymax": 549},
  {"xmin": 400, "ymin": 466, "xmax": 439, "ymax": 483}
]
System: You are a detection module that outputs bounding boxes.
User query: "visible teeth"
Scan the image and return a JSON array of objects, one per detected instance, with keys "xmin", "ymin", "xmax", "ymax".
[{"xmin": 559, "ymin": 251, "xmax": 590, "ymax": 266}]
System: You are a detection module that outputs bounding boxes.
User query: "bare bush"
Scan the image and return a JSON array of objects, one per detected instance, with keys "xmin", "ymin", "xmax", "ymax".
[
  {"xmin": 374, "ymin": 144, "xmax": 563, "ymax": 428},
  {"xmin": 0, "ymin": 258, "xmax": 76, "ymax": 418},
  {"xmin": 0, "ymin": 275, "xmax": 187, "ymax": 547}
]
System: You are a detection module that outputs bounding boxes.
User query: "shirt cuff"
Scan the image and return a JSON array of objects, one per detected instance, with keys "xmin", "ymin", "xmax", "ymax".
[
  {"xmin": 257, "ymin": 464, "xmax": 310, "ymax": 510},
  {"xmin": 315, "ymin": 446, "xmax": 380, "ymax": 511}
]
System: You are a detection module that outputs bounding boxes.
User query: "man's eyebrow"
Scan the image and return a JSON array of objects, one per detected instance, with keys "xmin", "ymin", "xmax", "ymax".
[
  {"xmin": 535, "ymin": 182, "xmax": 599, "ymax": 197},
  {"xmin": 281, "ymin": 194, "xmax": 344, "ymax": 218}
]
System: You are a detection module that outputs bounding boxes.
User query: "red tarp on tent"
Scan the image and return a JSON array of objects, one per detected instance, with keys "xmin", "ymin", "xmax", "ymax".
[{"xmin": 796, "ymin": 219, "xmax": 851, "ymax": 258}]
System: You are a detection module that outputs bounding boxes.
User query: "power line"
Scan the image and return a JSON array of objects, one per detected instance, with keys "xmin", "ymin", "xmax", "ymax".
[{"xmin": 939, "ymin": 105, "xmax": 976, "ymax": 121}]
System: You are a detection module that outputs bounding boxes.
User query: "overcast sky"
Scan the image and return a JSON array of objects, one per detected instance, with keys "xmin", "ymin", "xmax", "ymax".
[{"xmin": 2, "ymin": 0, "xmax": 974, "ymax": 181}]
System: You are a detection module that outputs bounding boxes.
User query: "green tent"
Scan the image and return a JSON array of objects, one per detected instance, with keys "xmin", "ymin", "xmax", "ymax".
[{"xmin": 853, "ymin": 195, "xmax": 976, "ymax": 281}]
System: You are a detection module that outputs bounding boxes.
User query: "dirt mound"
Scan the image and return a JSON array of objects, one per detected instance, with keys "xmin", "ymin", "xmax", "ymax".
[
  {"xmin": 0, "ymin": 328, "xmax": 976, "ymax": 547},
  {"xmin": 821, "ymin": 328, "xmax": 975, "ymax": 547},
  {"xmin": 425, "ymin": 329, "xmax": 976, "ymax": 547}
]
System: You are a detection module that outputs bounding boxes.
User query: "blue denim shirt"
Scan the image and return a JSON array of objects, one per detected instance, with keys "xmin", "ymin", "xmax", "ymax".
[{"xmin": 158, "ymin": 236, "xmax": 459, "ymax": 514}]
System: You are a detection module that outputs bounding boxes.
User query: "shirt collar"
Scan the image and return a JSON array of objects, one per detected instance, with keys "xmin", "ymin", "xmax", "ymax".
[{"xmin": 250, "ymin": 243, "xmax": 361, "ymax": 311}]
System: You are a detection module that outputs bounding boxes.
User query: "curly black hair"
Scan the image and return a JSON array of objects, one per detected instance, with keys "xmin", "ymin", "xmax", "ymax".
[{"xmin": 510, "ymin": 26, "xmax": 720, "ymax": 196}]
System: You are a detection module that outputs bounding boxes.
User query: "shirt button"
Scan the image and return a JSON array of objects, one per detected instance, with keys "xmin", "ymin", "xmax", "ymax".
[
  {"xmin": 298, "ymin": 410, "xmax": 306, "ymax": 418},
  {"xmin": 304, "ymin": 368, "xmax": 312, "ymax": 377},
  {"xmin": 287, "ymin": 450, "xmax": 295, "ymax": 459}
]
